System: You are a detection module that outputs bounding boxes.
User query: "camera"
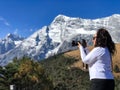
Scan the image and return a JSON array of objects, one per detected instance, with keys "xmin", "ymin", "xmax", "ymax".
[
  {"xmin": 72, "ymin": 39, "xmax": 87, "ymax": 48},
  {"xmin": 72, "ymin": 40, "xmax": 81, "ymax": 46}
]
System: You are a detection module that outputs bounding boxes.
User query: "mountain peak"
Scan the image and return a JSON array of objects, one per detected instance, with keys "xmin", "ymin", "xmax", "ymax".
[
  {"xmin": 55, "ymin": 14, "xmax": 69, "ymax": 19},
  {"xmin": 111, "ymin": 14, "xmax": 120, "ymax": 18},
  {"xmin": 52, "ymin": 14, "xmax": 70, "ymax": 23},
  {"xmin": 6, "ymin": 33, "xmax": 24, "ymax": 41}
]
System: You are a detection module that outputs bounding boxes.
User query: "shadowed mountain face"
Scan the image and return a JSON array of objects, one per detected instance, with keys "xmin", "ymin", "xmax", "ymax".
[{"xmin": 1, "ymin": 14, "xmax": 120, "ymax": 66}]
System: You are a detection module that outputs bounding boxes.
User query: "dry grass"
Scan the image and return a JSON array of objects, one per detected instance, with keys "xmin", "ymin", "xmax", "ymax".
[{"xmin": 64, "ymin": 44, "xmax": 120, "ymax": 77}]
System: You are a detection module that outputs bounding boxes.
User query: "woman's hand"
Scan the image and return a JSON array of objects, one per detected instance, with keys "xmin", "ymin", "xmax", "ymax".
[{"xmin": 77, "ymin": 42, "xmax": 81, "ymax": 48}]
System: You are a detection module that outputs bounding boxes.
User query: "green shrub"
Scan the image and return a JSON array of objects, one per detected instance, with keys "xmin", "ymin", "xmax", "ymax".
[{"xmin": 0, "ymin": 57, "xmax": 53, "ymax": 90}]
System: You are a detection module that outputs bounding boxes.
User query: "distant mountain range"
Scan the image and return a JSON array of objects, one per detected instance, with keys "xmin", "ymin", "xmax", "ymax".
[{"xmin": 0, "ymin": 14, "xmax": 120, "ymax": 66}]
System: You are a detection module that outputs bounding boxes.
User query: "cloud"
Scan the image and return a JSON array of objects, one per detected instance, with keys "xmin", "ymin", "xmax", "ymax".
[
  {"xmin": 4, "ymin": 22, "xmax": 10, "ymax": 26},
  {"xmin": 30, "ymin": 29, "xmax": 33, "ymax": 32},
  {"xmin": 0, "ymin": 16, "xmax": 10, "ymax": 26},
  {"xmin": 14, "ymin": 29, "xmax": 18, "ymax": 34}
]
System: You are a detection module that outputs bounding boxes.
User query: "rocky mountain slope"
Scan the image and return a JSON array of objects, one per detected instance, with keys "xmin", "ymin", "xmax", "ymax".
[{"xmin": 1, "ymin": 14, "xmax": 120, "ymax": 66}]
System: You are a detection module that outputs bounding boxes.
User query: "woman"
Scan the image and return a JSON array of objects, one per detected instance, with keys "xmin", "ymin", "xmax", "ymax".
[{"xmin": 78, "ymin": 28, "xmax": 116, "ymax": 90}]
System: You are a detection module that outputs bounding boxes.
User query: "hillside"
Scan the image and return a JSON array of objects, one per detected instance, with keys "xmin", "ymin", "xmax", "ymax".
[
  {"xmin": 40, "ymin": 54, "xmax": 90, "ymax": 90},
  {"xmin": 64, "ymin": 44, "xmax": 120, "ymax": 77},
  {"xmin": 39, "ymin": 44, "xmax": 120, "ymax": 90},
  {"xmin": 0, "ymin": 44, "xmax": 120, "ymax": 90}
]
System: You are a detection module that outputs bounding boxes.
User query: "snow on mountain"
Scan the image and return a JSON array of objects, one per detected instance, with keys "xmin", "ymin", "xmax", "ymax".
[
  {"xmin": 0, "ymin": 33, "xmax": 24, "ymax": 55},
  {"xmin": 0, "ymin": 14, "xmax": 120, "ymax": 66}
]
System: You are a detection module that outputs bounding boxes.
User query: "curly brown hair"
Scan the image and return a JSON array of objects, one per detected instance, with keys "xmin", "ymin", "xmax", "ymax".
[{"xmin": 95, "ymin": 28, "xmax": 116, "ymax": 55}]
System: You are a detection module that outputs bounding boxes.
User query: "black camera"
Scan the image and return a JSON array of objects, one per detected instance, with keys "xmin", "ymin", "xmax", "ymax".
[
  {"xmin": 72, "ymin": 39, "xmax": 87, "ymax": 47},
  {"xmin": 72, "ymin": 40, "xmax": 81, "ymax": 46}
]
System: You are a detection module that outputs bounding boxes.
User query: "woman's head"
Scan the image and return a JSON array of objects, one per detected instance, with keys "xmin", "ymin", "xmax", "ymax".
[{"xmin": 93, "ymin": 28, "xmax": 116, "ymax": 55}]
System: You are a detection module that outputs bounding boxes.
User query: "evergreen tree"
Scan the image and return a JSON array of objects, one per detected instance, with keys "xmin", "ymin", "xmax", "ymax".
[{"xmin": 0, "ymin": 57, "xmax": 53, "ymax": 90}]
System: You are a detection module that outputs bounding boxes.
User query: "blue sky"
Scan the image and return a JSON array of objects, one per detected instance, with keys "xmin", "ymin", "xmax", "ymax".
[{"xmin": 0, "ymin": 0, "xmax": 119, "ymax": 39}]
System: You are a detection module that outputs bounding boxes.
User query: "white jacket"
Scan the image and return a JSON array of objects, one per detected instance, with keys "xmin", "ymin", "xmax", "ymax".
[{"xmin": 79, "ymin": 46, "xmax": 114, "ymax": 80}]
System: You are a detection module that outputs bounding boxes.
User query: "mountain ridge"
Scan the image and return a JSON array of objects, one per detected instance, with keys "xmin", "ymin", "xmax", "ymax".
[{"xmin": 0, "ymin": 14, "xmax": 120, "ymax": 66}]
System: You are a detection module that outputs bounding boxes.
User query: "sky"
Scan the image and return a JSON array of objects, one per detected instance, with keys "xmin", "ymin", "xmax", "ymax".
[{"xmin": 0, "ymin": 0, "xmax": 120, "ymax": 39}]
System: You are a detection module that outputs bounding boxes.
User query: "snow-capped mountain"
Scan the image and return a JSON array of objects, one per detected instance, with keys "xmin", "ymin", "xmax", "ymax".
[
  {"xmin": 0, "ymin": 14, "xmax": 120, "ymax": 66},
  {"xmin": 0, "ymin": 33, "xmax": 24, "ymax": 54}
]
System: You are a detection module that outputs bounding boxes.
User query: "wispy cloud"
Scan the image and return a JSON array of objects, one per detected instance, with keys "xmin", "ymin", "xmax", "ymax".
[
  {"xmin": 0, "ymin": 16, "xmax": 10, "ymax": 26},
  {"xmin": 4, "ymin": 22, "xmax": 10, "ymax": 26},
  {"xmin": 30, "ymin": 29, "xmax": 33, "ymax": 32},
  {"xmin": 14, "ymin": 29, "xmax": 18, "ymax": 34}
]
